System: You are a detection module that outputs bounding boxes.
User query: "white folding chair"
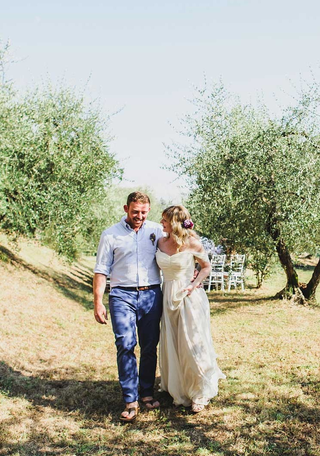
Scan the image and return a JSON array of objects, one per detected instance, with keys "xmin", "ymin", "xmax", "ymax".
[
  {"xmin": 228, "ymin": 254, "xmax": 245, "ymax": 291},
  {"xmin": 205, "ymin": 254, "xmax": 226, "ymax": 291}
]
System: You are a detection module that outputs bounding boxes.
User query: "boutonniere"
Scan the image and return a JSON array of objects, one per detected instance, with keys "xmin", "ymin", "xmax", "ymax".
[{"xmin": 150, "ymin": 233, "xmax": 156, "ymax": 245}]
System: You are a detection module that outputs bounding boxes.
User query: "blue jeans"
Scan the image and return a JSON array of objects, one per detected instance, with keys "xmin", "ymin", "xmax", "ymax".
[{"xmin": 109, "ymin": 286, "xmax": 163, "ymax": 403}]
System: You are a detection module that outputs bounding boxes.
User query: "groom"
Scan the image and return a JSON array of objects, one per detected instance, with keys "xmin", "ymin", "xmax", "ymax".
[{"xmin": 93, "ymin": 191, "xmax": 163, "ymax": 422}]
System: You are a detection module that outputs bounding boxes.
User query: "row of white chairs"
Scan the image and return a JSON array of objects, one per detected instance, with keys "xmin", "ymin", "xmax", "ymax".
[{"xmin": 203, "ymin": 254, "xmax": 245, "ymax": 292}]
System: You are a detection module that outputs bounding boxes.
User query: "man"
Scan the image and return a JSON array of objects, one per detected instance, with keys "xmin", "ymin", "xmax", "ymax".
[{"xmin": 93, "ymin": 191, "xmax": 163, "ymax": 422}]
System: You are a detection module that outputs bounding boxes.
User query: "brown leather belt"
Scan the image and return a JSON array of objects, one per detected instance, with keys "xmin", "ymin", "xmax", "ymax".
[{"xmin": 114, "ymin": 285, "xmax": 160, "ymax": 291}]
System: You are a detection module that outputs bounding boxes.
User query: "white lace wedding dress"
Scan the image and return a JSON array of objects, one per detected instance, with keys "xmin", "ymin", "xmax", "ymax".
[{"xmin": 156, "ymin": 249, "xmax": 226, "ymax": 407}]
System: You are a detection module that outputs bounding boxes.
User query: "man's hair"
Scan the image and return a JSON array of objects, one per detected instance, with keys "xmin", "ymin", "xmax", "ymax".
[{"xmin": 127, "ymin": 191, "xmax": 151, "ymax": 206}]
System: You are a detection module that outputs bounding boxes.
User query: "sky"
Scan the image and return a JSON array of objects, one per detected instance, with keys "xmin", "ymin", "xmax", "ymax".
[{"xmin": 1, "ymin": 0, "xmax": 320, "ymax": 202}]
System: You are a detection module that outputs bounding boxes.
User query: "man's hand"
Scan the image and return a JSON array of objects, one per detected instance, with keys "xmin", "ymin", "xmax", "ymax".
[
  {"xmin": 191, "ymin": 269, "xmax": 203, "ymax": 288},
  {"xmin": 192, "ymin": 268, "xmax": 199, "ymax": 281},
  {"xmin": 93, "ymin": 273, "xmax": 108, "ymax": 324},
  {"xmin": 94, "ymin": 302, "xmax": 108, "ymax": 324}
]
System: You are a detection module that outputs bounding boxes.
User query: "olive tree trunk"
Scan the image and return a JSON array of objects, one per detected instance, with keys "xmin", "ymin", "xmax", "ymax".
[
  {"xmin": 302, "ymin": 257, "xmax": 320, "ymax": 303},
  {"xmin": 267, "ymin": 215, "xmax": 306, "ymax": 303},
  {"xmin": 274, "ymin": 237, "xmax": 305, "ymax": 303},
  {"xmin": 267, "ymin": 221, "xmax": 320, "ymax": 304}
]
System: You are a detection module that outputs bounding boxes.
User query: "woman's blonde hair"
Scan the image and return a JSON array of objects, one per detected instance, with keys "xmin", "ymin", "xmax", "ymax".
[{"xmin": 162, "ymin": 205, "xmax": 198, "ymax": 250}]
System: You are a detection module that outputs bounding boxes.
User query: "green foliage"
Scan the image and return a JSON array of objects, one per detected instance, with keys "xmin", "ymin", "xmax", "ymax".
[
  {"xmin": 248, "ymin": 250, "xmax": 275, "ymax": 288},
  {"xmin": 0, "ymin": 49, "xmax": 122, "ymax": 260},
  {"xmin": 169, "ymin": 80, "xmax": 320, "ymax": 287}
]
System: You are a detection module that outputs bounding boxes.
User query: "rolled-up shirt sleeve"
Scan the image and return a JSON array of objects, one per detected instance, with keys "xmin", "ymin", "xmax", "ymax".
[{"xmin": 94, "ymin": 232, "xmax": 113, "ymax": 276}]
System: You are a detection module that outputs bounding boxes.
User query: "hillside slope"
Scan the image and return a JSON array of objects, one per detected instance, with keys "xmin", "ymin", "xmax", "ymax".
[{"xmin": 0, "ymin": 235, "xmax": 319, "ymax": 456}]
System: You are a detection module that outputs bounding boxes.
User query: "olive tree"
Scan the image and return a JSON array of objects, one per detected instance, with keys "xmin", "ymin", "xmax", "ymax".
[
  {"xmin": 169, "ymin": 81, "xmax": 320, "ymax": 303},
  {"xmin": 0, "ymin": 69, "xmax": 121, "ymax": 259}
]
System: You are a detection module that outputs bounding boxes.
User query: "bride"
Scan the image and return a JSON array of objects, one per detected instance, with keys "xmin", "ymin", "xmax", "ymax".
[{"xmin": 156, "ymin": 205, "xmax": 226, "ymax": 413}]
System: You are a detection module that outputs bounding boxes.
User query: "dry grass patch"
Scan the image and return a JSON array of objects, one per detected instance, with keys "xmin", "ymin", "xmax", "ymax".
[{"xmin": 0, "ymin": 236, "xmax": 319, "ymax": 455}]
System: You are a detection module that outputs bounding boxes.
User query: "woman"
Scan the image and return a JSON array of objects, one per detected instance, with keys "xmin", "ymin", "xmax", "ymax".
[{"xmin": 156, "ymin": 205, "xmax": 225, "ymax": 413}]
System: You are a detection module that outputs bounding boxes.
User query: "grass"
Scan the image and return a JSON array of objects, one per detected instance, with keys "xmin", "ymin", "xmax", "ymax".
[{"xmin": 0, "ymin": 234, "xmax": 319, "ymax": 455}]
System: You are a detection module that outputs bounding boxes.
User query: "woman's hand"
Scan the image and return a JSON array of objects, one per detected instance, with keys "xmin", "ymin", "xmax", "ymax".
[{"xmin": 183, "ymin": 283, "xmax": 196, "ymax": 296}]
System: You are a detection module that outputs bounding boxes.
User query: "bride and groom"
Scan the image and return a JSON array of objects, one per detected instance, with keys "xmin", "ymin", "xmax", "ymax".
[{"xmin": 93, "ymin": 191, "xmax": 225, "ymax": 422}]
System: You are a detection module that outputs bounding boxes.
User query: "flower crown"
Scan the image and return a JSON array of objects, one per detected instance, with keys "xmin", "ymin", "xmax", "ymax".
[{"xmin": 182, "ymin": 219, "xmax": 194, "ymax": 229}]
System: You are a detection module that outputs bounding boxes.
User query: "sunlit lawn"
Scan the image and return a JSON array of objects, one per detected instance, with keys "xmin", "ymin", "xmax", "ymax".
[{"xmin": 0, "ymin": 236, "xmax": 319, "ymax": 455}]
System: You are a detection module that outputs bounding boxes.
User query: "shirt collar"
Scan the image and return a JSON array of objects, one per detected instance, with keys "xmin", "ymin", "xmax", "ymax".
[{"xmin": 121, "ymin": 215, "xmax": 147, "ymax": 232}]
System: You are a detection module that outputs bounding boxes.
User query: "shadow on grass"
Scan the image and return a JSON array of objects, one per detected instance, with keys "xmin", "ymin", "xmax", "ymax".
[
  {"xmin": 207, "ymin": 291, "xmax": 275, "ymax": 316},
  {"xmin": 0, "ymin": 362, "xmax": 120, "ymax": 419},
  {"xmin": 1, "ymin": 363, "xmax": 319, "ymax": 456},
  {"xmin": 0, "ymin": 245, "xmax": 94, "ymax": 309},
  {"xmin": 294, "ymin": 263, "xmax": 317, "ymax": 272},
  {"xmin": 157, "ymin": 378, "xmax": 319, "ymax": 456}
]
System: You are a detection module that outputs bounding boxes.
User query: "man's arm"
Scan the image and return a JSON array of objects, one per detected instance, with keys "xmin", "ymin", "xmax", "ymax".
[{"xmin": 93, "ymin": 273, "xmax": 108, "ymax": 324}]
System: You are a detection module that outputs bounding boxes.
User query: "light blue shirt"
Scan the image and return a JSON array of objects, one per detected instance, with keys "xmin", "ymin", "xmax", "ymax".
[{"xmin": 94, "ymin": 216, "xmax": 163, "ymax": 288}]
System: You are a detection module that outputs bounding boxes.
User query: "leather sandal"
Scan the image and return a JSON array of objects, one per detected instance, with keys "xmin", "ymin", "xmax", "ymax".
[
  {"xmin": 141, "ymin": 397, "xmax": 160, "ymax": 410},
  {"xmin": 120, "ymin": 403, "xmax": 139, "ymax": 422}
]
